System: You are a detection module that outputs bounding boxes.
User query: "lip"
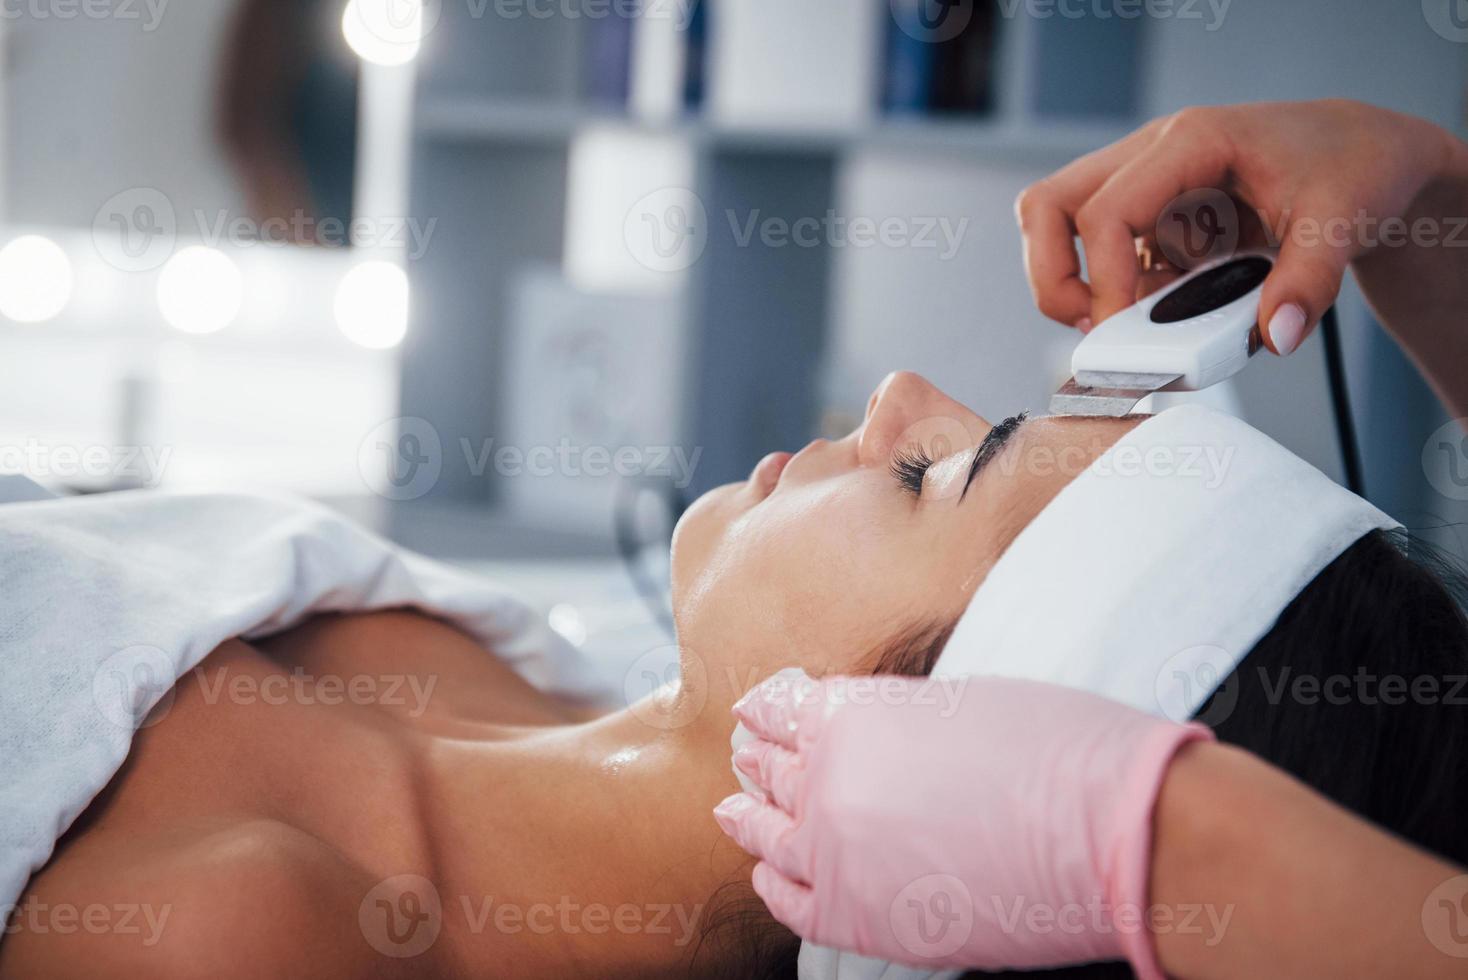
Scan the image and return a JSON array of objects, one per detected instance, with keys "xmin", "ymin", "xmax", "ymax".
[{"xmin": 750, "ymin": 451, "xmax": 793, "ymax": 496}]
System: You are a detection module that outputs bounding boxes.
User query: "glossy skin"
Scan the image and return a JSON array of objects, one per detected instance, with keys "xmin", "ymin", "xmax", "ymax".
[
  {"xmin": 671, "ymin": 371, "xmax": 1142, "ymax": 704},
  {"xmin": 0, "ymin": 373, "xmax": 1138, "ymax": 979}
]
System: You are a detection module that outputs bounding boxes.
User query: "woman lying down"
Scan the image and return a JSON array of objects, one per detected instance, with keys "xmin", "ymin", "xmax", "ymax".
[{"xmin": 2, "ymin": 371, "xmax": 1466, "ymax": 980}]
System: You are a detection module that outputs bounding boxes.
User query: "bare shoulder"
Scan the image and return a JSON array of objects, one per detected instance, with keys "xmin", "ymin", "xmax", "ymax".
[
  {"xmin": 254, "ymin": 608, "xmax": 594, "ymax": 726},
  {"xmin": 1, "ymin": 818, "xmax": 442, "ymax": 980}
]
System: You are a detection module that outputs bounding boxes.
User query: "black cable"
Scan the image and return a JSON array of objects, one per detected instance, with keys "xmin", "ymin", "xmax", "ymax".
[
  {"xmin": 614, "ymin": 474, "xmax": 685, "ymax": 639},
  {"xmin": 1319, "ymin": 305, "xmax": 1366, "ymax": 497}
]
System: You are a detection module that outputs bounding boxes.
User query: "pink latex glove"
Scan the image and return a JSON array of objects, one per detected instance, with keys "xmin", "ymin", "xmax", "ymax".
[{"xmin": 712, "ymin": 673, "xmax": 1214, "ymax": 977}]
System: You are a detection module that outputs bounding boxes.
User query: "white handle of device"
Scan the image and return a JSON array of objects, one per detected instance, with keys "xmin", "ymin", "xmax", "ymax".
[{"xmin": 1071, "ymin": 248, "xmax": 1276, "ymax": 391}]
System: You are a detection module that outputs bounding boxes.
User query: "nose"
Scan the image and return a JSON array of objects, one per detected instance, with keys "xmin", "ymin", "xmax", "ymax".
[{"xmin": 858, "ymin": 371, "xmax": 988, "ymax": 468}]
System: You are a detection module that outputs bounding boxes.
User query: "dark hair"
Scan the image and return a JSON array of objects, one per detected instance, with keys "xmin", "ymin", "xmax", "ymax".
[{"xmin": 702, "ymin": 528, "xmax": 1468, "ymax": 979}]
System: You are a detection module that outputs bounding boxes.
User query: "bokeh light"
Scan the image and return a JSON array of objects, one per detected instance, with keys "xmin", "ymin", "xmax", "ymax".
[
  {"xmin": 334, "ymin": 260, "xmax": 410, "ymax": 349},
  {"xmin": 157, "ymin": 246, "xmax": 243, "ymax": 335},
  {"xmin": 0, "ymin": 235, "xmax": 74, "ymax": 323},
  {"xmin": 342, "ymin": 0, "xmax": 426, "ymax": 67}
]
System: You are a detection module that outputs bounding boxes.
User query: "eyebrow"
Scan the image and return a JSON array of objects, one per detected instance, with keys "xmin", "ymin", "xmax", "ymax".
[{"xmin": 959, "ymin": 412, "xmax": 1029, "ymax": 502}]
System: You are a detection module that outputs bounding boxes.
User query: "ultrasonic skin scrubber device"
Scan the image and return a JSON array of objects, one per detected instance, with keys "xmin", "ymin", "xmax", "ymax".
[{"xmin": 1051, "ymin": 249, "xmax": 1276, "ymax": 417}]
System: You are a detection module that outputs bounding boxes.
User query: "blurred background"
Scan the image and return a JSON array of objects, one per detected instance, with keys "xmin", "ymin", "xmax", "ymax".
[{"xmin": 2, "ymin": 1, "xmax": 1467, "ymax": 654}]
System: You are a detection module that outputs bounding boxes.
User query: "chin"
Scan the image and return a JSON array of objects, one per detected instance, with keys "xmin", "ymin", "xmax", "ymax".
[{"xmin": 669, "ymin": 481, "xmax": 747, "ymax": 609}]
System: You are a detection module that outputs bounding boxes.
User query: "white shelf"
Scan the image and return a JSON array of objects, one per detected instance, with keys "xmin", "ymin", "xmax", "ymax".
[{"xmin": 416, "ymin": 97, "xmax": 1130, "ymax": 164}]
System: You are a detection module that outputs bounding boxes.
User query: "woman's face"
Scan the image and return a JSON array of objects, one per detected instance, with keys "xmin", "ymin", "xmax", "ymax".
[{"xmin": 671, "ymin": 372, "xmax": 1143, "ymax": 687}]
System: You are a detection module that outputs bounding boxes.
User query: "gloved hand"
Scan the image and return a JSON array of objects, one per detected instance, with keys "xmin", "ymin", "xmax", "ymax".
[{"xmin": 712, "ymin": 672, "xmax": 1214, "ymax": 978}]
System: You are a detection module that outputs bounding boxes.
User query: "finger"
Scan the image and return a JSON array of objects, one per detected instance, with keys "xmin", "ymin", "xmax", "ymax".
[
  {"xmin": 1076, "ymin": 217, "xmax": 1144, "ymax": 327},
  {"xmin": 1259, "ymin": 202, "xmax": 1354, "ymax": 356},
  {"xmin": 1016, "ymin": 129, "xmax": 1157, "ymax": 328},
  {"xmin": 752, "ymin": 861, "xmax": 817, "ymax": 939},
  {"xmin": 733, "ymin": 740, "xmax": 805, "ymax": 815},
  {"xmin": 712, "ymin": 793, "xmax": 810, "ymax": 883},
  {"xmin": 1076, "ymin": 111, "xmax": 1236, "ymax": 324},
  {"xmin": 732, "ymin": 670, "xmax": 824, "ymax": 750},
  {"xmin": 1016, "ymin": 181, "xmax": 1092, "ymax": 328}
]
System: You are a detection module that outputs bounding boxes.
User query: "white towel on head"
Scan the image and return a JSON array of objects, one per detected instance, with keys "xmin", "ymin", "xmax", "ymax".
[
  {"xmin": 0, "ymin": 489, "xmax": 613, "ymax": 914},
  {"xmin": 801, "ymin": 404, "xmax": 1399, "ymax": 979}
]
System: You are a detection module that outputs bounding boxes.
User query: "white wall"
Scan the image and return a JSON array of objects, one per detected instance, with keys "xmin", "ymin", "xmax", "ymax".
[
  {"xmin": 827, "ymin": 154, "xmax": 1070, "ymax": 424},
  {"xmin": 2, "ymin": 0, "xmax": 244, "ymax": 227}
]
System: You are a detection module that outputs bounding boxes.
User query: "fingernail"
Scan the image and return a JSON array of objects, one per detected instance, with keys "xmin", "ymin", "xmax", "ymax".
[
  {"xmin": 1268, "ymin": 303, "xmax": 1307, "ymax": 355},
  {"xmin": 1075, "ymin": 316, "xmax": 1093, "ymax": 333},
  {"xmin": 714, "ymin": 792, "xmax": 752, "ymax": 816},
  {"xmin": 733, "ymin": 743, "xmax": 760, "ymax": 775},
  {"xmin": 713, "ymin": 793, "xmax": 755, "ymax": 834}
]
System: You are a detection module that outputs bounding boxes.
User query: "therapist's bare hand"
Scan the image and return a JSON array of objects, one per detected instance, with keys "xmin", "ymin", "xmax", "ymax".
[{"xmin": 1014, "ymin": 99, "xmax": 1460, "ymax": 354}]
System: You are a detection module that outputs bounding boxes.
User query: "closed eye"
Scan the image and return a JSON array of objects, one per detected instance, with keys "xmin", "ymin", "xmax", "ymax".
[{"xmin": 890, "ymin": 446, "xmax": 934, "ymax": 498}]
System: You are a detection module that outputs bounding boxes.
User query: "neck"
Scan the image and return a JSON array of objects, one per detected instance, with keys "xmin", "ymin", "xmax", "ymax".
[{"xmin": 421, "ymin": 669, "xmax": 757, "ymax": 979}]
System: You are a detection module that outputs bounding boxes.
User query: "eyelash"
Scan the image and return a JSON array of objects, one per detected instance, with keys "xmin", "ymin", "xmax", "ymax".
[{"xmin": 890, "ymin": 447, "xmax": 934, "ymax": 498}]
